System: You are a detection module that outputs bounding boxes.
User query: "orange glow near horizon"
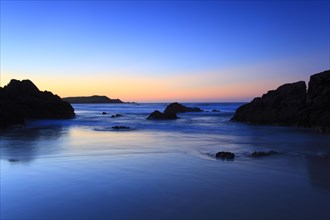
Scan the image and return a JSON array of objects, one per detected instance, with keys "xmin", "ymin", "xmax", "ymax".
[
  {"xmin": 1, "ymin": 64, "xmax": 311, "ymax": 102},
  {"xmin": 0, "ymin": 75, "xmax": 279, "ymax": 103}
]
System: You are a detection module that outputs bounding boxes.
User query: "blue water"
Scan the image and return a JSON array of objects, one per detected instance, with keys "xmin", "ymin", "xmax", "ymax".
[{"xmin": 1, "ymin": 103, "xmax": 330, "ymax": 220}]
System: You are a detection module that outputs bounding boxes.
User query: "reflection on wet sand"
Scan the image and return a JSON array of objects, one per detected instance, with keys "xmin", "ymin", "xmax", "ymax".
[
  {"xmin": 0, "ymin": 126, "xmax": 67, "ymax": 163},
  {"xmin": 1, "ymin": 102, "xmax": 330, "ymax": 220}
]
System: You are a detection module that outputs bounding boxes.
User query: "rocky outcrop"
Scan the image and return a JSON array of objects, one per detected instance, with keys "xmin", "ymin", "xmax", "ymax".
[
  {"xmin": 111, "ymin": 114, "xmax": 123, "ymax": 118},
  {"xmin": 215, "ymin": 151, "xmax": 235, "ymax": 160},
  {"xmin": 231, "ymin": 70, "xmax": 330, "ymax": 132},
  {"xmin": 147, "ymin": 102, "xmax": 202, "ymax": 120},
  {"xmin": 251, "ymin": 151, "xmax": 278, "ymax": 158},
  {"xmin": 231, "ymin": 81, "xmax": 307, "ymax": 125},
  {"xmin": 0, "ymin": 79, "xmax": 75, "ymax": 129},
  {"xmin": 303, "ymin": 71, "xmax": 330, "ymax": 130},
  {"xmin": 62, "ymin": 95, "xmax": 123, "ymax": 103},
  {"xmin": 112, "ymin": 126, "xmax": 130, "ymax": 130},
  {"xmin": 164, "ymin": 102, "xmax": 202, "ymax": 114},
  {"xmin": 147, "ymin": 110, "xmax": 178, "ymax": 120}
]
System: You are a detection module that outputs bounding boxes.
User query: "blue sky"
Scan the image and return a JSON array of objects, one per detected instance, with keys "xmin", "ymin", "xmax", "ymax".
[{"xmin": 1, "ymin": 1, "xmax": 329, "ymax": 101}]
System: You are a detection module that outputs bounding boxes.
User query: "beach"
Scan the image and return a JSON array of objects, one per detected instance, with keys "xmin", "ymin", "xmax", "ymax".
[{"xmin": 1, "ymin": 103, "xmax": 329, "ymax": 220}]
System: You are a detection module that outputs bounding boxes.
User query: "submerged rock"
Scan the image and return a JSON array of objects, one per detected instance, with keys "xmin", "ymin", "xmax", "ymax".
[
  {"xmin": 164, "ymin": 102, "xmax": 202, "ymax": 114},
  {"xmin": 215, "ymin": 151, "xmax": 235, "ymax": 160},
  {"xmin": 102, "ymin": 112, "xmax": 108, "ymax": 115},
  {"xmin": 231, "ymin": 70, "xmax": 330, "ymax": 132},
  {"xmin": 147, "ymin": 110, "xmax": 178, "ymax": 120},
  {"xmin": 112, "ymin": 126, "xmax": 130, "ymax": 130},
  {"xmin": 0, "ymin": 79, "xmax": 75, "ymax": 129},
  {"xmin": 111, "ymin": 114, "xmax": 123, "ymax": 118},
  {"xmin": 251, "ymin": 150, "xmax": 278, "ymax": 157},
  {"xmin": 212, "ymin": 109, "xmax": 220, "ymax": 112}
]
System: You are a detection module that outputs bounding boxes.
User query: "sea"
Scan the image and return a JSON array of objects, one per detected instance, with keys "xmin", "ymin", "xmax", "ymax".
[{"xmin": 1, "ymin": 103, "xmax": 329, "ymax": 220}]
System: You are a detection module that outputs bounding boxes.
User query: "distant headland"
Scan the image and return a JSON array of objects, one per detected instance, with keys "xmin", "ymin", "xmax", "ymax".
[{"xmin": 62, "ymin": 95, "xmax": 124, "ymax": 104}]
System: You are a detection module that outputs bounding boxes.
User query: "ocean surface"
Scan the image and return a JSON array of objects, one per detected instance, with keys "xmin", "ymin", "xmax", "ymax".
[{"xmin": 1, "ymin": 103, "xmax": 330, "ymax": 220}]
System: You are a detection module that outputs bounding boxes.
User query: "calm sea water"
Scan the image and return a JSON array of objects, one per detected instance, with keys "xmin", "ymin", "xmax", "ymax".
[{"xmin": 1, "ymin": 103, "xmax": 330, "ymax": 220}]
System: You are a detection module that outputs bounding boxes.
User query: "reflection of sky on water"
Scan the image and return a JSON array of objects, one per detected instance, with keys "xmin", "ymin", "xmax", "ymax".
[
  {"xmin": 0, "ymin": 126, "xmax": 68, "ymax": 163},
  {"xmin": 1, "ymin": 149, "xmax": 329, "ymax": 220},
  {"xmin": 1, "ymin": 103, "xmax": 329, "ymax": 219}
]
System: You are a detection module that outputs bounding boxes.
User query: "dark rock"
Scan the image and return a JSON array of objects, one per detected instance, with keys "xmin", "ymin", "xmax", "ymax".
[
  {"xmin": 215, "ymin": 151, "xmax": 235, "ymax": 160},
  {"xmin": 62, "ymin": 95, "xmax": 123, "ymax": 103},
  {"xmin": 146, "ymin": 102, "xmax": 202, "ymax": 121},
  {"xmin": 164, "ymin": 102, "xmax": 202, "ymax": 114},
  {"xmin": 112, "ymin": 126, "xmax": 130, "ymax": 130},
  {"xmin": 147, "ymin": 110, "xmax": 178, "ymax": 120},
  {"xmin": 0, "ymin": 79, "xmax": 75, "ymax": 129},
  {"xmin": 302, "ymin": 70, "xmax": 330, "ymax": 129},
  {"xmin": 111, "ymin": 114, "xmax": 123, "ymax": 118},
  {"xmin": 231, "ymin": 81, "xmax": 307, "ymax": 125},
  {"xmin": 231, "ymin": 70, "xmax": 330, "ymax": 131},
  {"xmin": 251, "ymin": 150, "xmax": 278, "ymax": 157},
  {"xmin": 308, "ymin": 70, "xmax": 330, "ymax": 106},
  {"xmin": 212, "ymin": 109, "xmax": 220, "ymax": 112},
  {"xmin": 102, "ymin": 112, "xmax": 108, "ymax": 115}
]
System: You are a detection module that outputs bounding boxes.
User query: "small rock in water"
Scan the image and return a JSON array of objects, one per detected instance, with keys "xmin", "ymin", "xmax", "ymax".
[
  {"xmin": 147, "ymin": 110, "xmax": 178, "ymax": 120},
  {"xmin": 164, "ymin": 102, "xmax": 202, "ymax": 114},
  {"xmin": 112, "ymin": 126, "xmax": 130, "ymax": 130},
  {"xmin": 215, "ymin": 151, "xmax": 235, "ymax": 160},
  {"xmin": 251, "ymin": 150, "xmax": 278, "ymax": 157},
  {"xmin": 102, "ymin": 112, "xmax": 108, "ymax": 115},
  {"xmin": 111, "ymin": 114, "xmax": 123, "ymax": 118},
  {"xmin": 212, "ymin": 109, "xmax": 220, "ymax": 112}
]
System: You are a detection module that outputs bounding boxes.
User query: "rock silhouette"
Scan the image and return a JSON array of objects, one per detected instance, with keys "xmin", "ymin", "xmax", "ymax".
[
  {"xmin": 232, "ymin": 70, "xmax": 330, "ymax": 132},
  {"xmin": 215, "ymin": 151, "xmax": 235, "ymax": 160},
  {"xmin": 303, "ymin": 71, "xmax": 330, "ymax": 131},
  {"xmin": 147, "ymin": 102, "xmax": 202, "ymax": 120},
  {"xmin": 111, "ymin": 114, "xmax": 123, "ymax": 118},
  {"xmin": 147, "ymin": 110, "xmax": 178, "ymax": 120},
  {"xmin": 251, "ymin": 151, "xmax": 278, "ymax": 158},
  {"xmin": 112, "ymin": 126, "xmax": 130, "ymax": 130},
  {"xmin": 0, "ymin": 79, "xmax": 75, "ymax": 129},
  {"xmin": 164, "ymin": 102, "xmax": 202, "ymax": 114}
]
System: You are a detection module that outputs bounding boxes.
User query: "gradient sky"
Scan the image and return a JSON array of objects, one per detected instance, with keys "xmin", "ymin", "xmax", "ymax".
[{"xmin": 1, "ymin": 1, "xmax": 329, "ymax": 102}]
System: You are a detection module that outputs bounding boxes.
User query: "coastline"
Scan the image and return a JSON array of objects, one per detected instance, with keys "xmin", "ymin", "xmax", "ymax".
[{"xmin": 1, "ymin": 102, "xmax": 329, "ymax": 220}]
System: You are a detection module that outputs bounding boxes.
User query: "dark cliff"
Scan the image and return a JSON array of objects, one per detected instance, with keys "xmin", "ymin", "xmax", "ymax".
[
  {"xmin": 0, "ymin": 79, "xmax": 75, "ymax": 129},
  {"xmin": 231, "ymin": 70, "xmax": 330, "ymax": 132}
]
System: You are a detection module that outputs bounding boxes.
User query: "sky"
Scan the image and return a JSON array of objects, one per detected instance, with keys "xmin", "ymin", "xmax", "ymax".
[{"xmin": 1, "ymin": 0, "xmax": 329, "ymax": 102}]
